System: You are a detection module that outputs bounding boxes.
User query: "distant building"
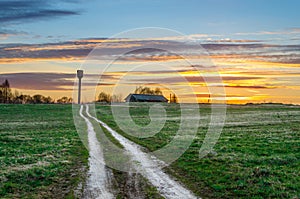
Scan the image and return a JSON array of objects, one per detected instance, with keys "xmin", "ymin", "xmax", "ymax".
[{"xmin": 125, "ymin": 94, "xmax": 168, "ymax": 102}]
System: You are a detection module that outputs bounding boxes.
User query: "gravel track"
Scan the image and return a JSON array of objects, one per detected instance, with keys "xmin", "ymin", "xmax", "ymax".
[
  {"xmin": 79, "ymin": 105, "xmax": 115, "ymax": 199},
  {"xmin": 85, "ymin": 105, "xmax": 198, "ymax": 199}
]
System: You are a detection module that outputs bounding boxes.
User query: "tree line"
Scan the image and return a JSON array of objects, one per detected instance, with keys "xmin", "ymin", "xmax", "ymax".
[
  {"xmin": 0, "ymin": 79, "xmax": 73, "ymax": 104},
  {"xmin": 0, "ymin": 80, "xmax": 176, "ymax": 104}
]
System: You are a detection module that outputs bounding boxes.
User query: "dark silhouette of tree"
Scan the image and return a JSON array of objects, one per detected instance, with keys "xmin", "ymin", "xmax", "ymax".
[
  {"xmin": 154, "ymin": 87, "xmax": 163, "ymax": 95},
  {"xmin": 20, "ymin": 95, "xmax": 33, "ymax": 104},
  {"xmin": 29, "ymin": 95, "xmax": 53, "ymax": 104},
  {"xmin": 0, "ymin": 79, "xmax": 12, "ymax": 103},
  {"xmin": 44, "ymin": 96, "xmax": 54, "ymax": 104},
  {"xmin": 3, "ymin": 79, "xmax": 10, "ymax": 103},
  {"xmin": 57, "ymin": 96, "xmax": 72, "ymax": 104},
  {"xmin": 170, "ymin": 93, "xmax": 178, "ymax": 103},
  {"xmin": 32, "ymin": 95, "xmax": 44, "ymax": 104},
  {"xmin": 97, "ymin": 92, "xmax": 111, "ymax": 103},
  {"xmin": 0, "ymin": 85, "xmax": 3, "ymax": 103},
  {"xmin": 11, "ymin": 94, "xmax": 33, "ymax": 104},
  {"xmin": 96, "ymin": 92, "xmax": 123, "ymax": 103},
  {"xmin": 0, "ymin": 79, "xmax": 71, "ymax": 104},
  {"xmin": 11, "ymin": 90, "xmax": 21, "ymax": 104},
  {"xmin": 134, "ymin": 86, "xmax": 162, "ymax": 95}
]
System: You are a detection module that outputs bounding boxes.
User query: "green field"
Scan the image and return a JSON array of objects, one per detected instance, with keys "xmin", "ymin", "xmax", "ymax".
[
  {"xmin": 1, "ymin": 103, "xmax": 299, "ymax": 198},
  {"xmin": 0, "ymin": 104, "xmax": 88, "ymax": 198},
  {"xmin": 95, "ymin": 103, "xmax": 300, "ymax": 198}
]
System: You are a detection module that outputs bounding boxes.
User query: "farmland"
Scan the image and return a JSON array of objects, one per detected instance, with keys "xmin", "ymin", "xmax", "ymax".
[
  {"xmin": 0, "ymin": 104, "xmax": 88, "ymax": 198},
  {"xmin": 95, "ymin": 103, "xmax": 300, "ymax": 198},
  {"xmin": 0, "ymin": 103, "xmax": 299, "ymax": 198}
]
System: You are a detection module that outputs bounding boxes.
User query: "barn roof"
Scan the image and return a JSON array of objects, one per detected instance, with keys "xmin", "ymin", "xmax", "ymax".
[{"xmin": 125, "ymin": 94, "xmax": 168, "ymax": 102}]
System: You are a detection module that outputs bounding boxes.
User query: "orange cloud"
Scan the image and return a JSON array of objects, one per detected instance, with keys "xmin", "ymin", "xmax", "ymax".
[{"xmin": 1, "ymin": 37, "xmax": 299, "ymax": 104}]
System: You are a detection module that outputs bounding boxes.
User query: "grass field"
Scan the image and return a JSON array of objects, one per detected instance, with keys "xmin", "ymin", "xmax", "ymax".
[
  {"xmin": 0, "ymin": 104, "xmax": 88, "ymax": 198},
  {"xmin": 0, "ymin": 103, "xmax": 299, "ymax": 198},
  {"xmin": 95, "ymin": 103, "xmax": 300, "ymax": 198}
]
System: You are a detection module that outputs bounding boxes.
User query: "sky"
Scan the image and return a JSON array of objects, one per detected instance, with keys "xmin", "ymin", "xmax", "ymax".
[{"xmin": 0, "ymin": 0, "xmax": 300, "ymax": 104}]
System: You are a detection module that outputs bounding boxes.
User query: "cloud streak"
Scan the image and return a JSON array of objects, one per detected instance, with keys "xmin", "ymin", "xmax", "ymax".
[
  {"xmin": 0, "ymin": 72, "xmax": 76, "ymax": 90},
  {"xmin": 0, "ymin": 35, "xmax": 299, "ymax": 104},
  {"xmin": 0, "ymin": 72, "xmax": 106, "ymax": 91},
  {"xmin": 1, "ymin": 38, "xmax": 300, "ymax": 66},
  {"xmin": 0, "ymin": 0, "xmax": 81, "ymax": 42},
  {"xmin": 234, "ymin": 28, "xmax": 300, "ymax": 36},
  {"xmin": 0, "ymin": 0, "xmax": 80, "ymax": 24}
]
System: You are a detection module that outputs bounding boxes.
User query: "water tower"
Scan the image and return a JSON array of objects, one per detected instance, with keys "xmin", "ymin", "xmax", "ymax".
[{"xmin": 77, "ymin": 70, "xmax": 83, "ymax": 104}]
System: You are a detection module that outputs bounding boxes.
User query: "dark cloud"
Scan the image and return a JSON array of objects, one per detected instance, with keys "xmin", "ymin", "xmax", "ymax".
[
  {"xmin": 124, "ymin": 48, "xmax": 167, "ymax": 55},
  {"xmin": 229, "ymin": 71, "xmax": 300, "ymax": 76},
  {"xmin": 182, "ymin": 93, "xmax": 244, "ymax": 98},
  {"xmin": 0, "ymin": 38, "xmax": 299, "ymax": 65},
  {"xmin": 207, "ymin": 39, "xmax": 262, "ymax": 43},
  {"xmin": 0, "ymin": 72, "xmax": 75, "ymax": 90},
  {"xmin": 129, "ymin": 75, "xmax": 262, "ymax": 85},
  {"xmin": 0, "ymin": 72, "xmax": 102, "ymax": 90},
  {"xmin": 0, "ymin": 0, "xmax": 80, "ymax": 24},
  {"xmin": 0, "ymin": 10, "xmax": 79, "ymax": 23},
  {"xmin": 223, "ymin": 85, "xmax": 275, "ymax": 89},
  {"xmin": 0, "ymin": 29, "xmax": 26, "ymax": 35},
  {"xmin": 0, "ymin": 39, "xmax": 185, "ymax": 61},
  {"xmin": 0, "ymin": 71, "xmax": 277, "ymax": 92},
  {"xmin": 0, "ymin": 41, "xmax": 92, "ymax": 60},
  {"xmin": 97, "ymin": 83, "xmax": 117, "ymax": 86}
]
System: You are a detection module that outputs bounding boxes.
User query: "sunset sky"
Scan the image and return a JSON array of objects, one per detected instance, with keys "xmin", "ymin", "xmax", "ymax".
[{"xmin": 0, "ymin": 0, "xmax": 300, "ymax": 104}]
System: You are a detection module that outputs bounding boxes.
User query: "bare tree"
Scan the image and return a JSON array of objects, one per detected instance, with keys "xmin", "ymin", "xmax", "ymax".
[
  {"xmin": 154, "ymin": 87, "xmax": 162, "ymax": 95},
  {"xmin": 170, "ymin": 93, "xmax": 178, "ymax": 103},
  {"xmin": 57, "ymin": 96, "xmax": 72, "ymax": 104},
  {"xmin": 97, "ymin": 92, "xmax": 111, "ymax": 103},
  {"xmin": 32, "ymin": 95, "xmax": 44, "ymax": 104},
  {"xmin": 0, "ymin": 79, "xmax": 12, "ymax": 103},
  {"xmin": 134, "ymin": 86, "xmax": 162, "ymax": 95}
]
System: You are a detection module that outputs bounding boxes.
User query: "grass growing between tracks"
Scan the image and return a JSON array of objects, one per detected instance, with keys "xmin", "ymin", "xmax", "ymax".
[
  {"xmin": 95, "ymin": 103, "xmax": 300, "ymax": 198},
  {"xmin": 0, "ymin": 104, "xmax": 88, "ymax": 198}
]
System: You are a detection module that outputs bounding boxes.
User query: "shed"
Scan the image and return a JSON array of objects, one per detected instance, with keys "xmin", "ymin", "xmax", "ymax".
[{"xmin": 125, "ymin": 94, "xmax": 168, "ymax": 102}]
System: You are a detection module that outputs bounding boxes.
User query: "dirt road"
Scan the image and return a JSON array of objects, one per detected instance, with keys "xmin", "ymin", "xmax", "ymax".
[{"xmin": 85, "ymin": 105, "xmax": 198, "ymax": 199}]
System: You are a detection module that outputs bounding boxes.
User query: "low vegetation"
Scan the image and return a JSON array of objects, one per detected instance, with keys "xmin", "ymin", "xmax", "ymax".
[
  {"xmin": 95, "ymin": 103, "xmax": 300, "ymax": 198},
  {"xmin": 1, "ymin": 103, "xmax": 299, "ymax": 198},
  {"xmin": 0, "ymin": 104, "xmax": 164, "ymax": 198},
  {"xmin": 0, "ymin": 104, "xmax": 88, "ymax": 198}
]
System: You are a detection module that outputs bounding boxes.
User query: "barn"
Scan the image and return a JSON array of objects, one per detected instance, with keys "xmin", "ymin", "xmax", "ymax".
[{"xmin": 125, "ymin": 94, "xmax": 168, "ymax": 102}]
